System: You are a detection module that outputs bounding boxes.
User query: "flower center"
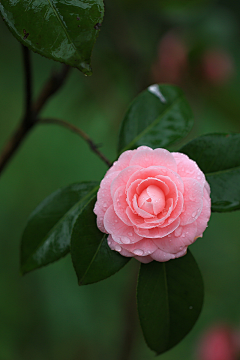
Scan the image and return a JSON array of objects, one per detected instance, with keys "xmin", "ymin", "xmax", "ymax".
[{"xmin": 137, "ymin": 185, "xmax": 165, "ymax": 215}]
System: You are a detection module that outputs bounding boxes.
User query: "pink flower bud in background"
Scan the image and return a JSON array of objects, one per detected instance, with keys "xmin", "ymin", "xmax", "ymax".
[
  {"xmin": 151, "ymin": 31, "xmax": 188, "ymax": 85},
  {"xmin": 197, "ymin": 325, "xmax": 239, "ymax": 360},
  {"xmin": 201, "ymin": 49, "xmax": 234, "ymax": 85}
]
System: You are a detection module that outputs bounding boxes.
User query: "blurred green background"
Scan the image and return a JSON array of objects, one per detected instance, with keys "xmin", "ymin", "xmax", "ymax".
[{"xmin": 1, "ymin": 0, "xmax": 240, "ymax": 359}]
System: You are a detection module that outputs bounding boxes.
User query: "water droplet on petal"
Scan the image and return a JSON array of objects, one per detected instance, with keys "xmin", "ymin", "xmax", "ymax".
[
  {"xmin": 114, "ymin": 219, "xmax": 118, "ymax": 223},
  {"xmin": 179, "ymin": 246, "xmax": 183, "ymax": 250},
  {"xmin": 115, "ymin": 244, "xmax": 121, "ymax": 252},
  {"xmin": 133, "ymin": 249, "xmax": 144, "ymax": 256},
  {"xmin": 192, "ymin": 211, "xmax": 197, "ymax": 218},
  {"xmin": 128, "ymin": 232, "xmax": 133, "ymax": 237},
  {"xmin": 174, "ymin": 227, "xmax": 182, "ymax": 237},
  {"xmin": 103, "ymin": 203, "xmax": 107, "ymax": 208},
  {"xmin": 121, "ymin": 236, "xmax": 130, "ymax": 244}
]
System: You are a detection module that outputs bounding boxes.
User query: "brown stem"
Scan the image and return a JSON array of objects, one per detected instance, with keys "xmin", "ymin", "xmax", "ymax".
[
  {"xmin": 40, "ymin": 118, "xmax": 112, "ymax": 168},
  {"xmin": 0, "ymin": 54, "xmax": 71, "ymax": 175},
  {"xmin": 0, "ymin": 123, "xmax": 33, "ymax": 174},
  {"xmin": 22, "ymin": 45, "xmax": 33, "ymax": 122}
]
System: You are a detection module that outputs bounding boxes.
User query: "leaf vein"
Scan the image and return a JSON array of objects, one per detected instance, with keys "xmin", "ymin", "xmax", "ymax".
[{"xmin": 79, "ymin": 234, "xmax": 108, "ymax": 284}]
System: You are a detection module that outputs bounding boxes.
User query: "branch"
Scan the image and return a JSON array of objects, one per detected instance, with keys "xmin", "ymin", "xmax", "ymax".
[
  {"xmin": 0, "ymin": 51, "xmax": 71, "ymax": 175},
  {"xmin": 0, "ymin": 123, "xmax": 31, "ymax": 174},
  {"xmin": 40, "ymin": 118, "xmax": 112, "ymax": 168},
  {"xmin": 22, "ymin": 45, "xmax": 33, "ymax": 122}
]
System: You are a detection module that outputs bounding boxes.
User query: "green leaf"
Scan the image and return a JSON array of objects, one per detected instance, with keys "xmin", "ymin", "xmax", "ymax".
[
  {"xmin": 118, "ymin": 84, "xmax": 194, "ymax": 154},
  {"xmin": 0, "ymin": 0, "xmax": 104, "ymax": 75},
  {"xmin": 21, "ymin": 182, "xmax": 98, "ymax": 274},
  {"xmin": 71, "ymin": 197, "xmax": 130, "ymax": 285},
  {"xmin": 180, "ymin": 133, "xmax": 240, "ymax": 212},
  {"xmin": 137, "ymin": 250, "xmax": 203, "ymax": 355}
]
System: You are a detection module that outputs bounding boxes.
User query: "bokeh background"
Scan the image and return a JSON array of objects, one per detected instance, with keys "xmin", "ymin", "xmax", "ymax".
[{"xmin": 1, "ymin": 0, "xmax": 240, "ymax": 359}]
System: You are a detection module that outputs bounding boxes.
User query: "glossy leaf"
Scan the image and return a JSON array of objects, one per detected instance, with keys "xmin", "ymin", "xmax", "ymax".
[
  {"xmin": 137, "ymin": 250, "xmax": 203, "ymax": 355},
  {"xmin": 0, "ymin": 0, "xmax": 104, "ymax": 75},
  {"xmin": 21, "ymin": 182, "xmax": 98, "ymax": 274},
  {"xmin": 180, "ymin": 133, "xmax": 240, "ymax": 212},
  {"xmin": 118, "ymin": 84, "xmax": 194, "ymax": 154},
  {"xmin": 71, "ymin": 197, "xmax": 130, "ymax": 285}
]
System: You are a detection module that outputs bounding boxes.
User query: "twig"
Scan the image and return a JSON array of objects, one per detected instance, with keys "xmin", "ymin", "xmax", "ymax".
[
  {"xmin": 0, "ymin": 52, "xmax": 71, "ymax": 175},
  {"xmin": 40, "ymin": 118, "xmax": 112, "ymax": 168},
  {"xmin": 0, "ymin": 46, "xmax": 35, "ymax": 174},
  {"xmin": 22, "ymin": 45, "xmax": 33, "ymax": 122},
  {"xmin": 0, "ymin": 123, "xmax": 32, "ymax": 174}
]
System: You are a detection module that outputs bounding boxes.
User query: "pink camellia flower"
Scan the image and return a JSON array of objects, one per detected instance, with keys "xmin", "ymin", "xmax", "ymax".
[{"xmin": 94, "ymin": 146, "xmax": 211, "ymax": 263}]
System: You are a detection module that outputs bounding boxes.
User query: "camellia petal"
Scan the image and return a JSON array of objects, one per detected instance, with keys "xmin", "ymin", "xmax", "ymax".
[
  {"xmin": 132, "ymin": 194, "xmax": 155, "ymax": 218},
  {"xmin": 180, "ymin": 178, "xmax": 204, "ymax": 226},
  {"xmin": 195, "ymin": 187, "xmax": 211, "ymax": 238},
  {"xmin": 172, "ymin": 152, "xmax": 205, "ymax": 187},
  {"xmin": 134, "ymin": 217, "xmax": 180, "ymax": 238},
  {"xmin": 113, "ymin": 186, "xmax": 132, "ymax": 226},
  {"xmin": 134, "ymin": 255, "xmax": 153, "ymax": 263},
  {"xmin": 122, "ymin": 238, "xmax": 158, "ymax": 256},
  {"xmin": 107, "ymin": 150, "xmax": 137, "ymax": 175},
  {"xmin": 136, "ymin": 177, "xmax": 169, "ymax": 196},
  {"xmin": 153, "ymin": 222, "xmax": 198, "ymax": 254},
  {"xmin": 144, "ymin": 198, "xmax": 173, "ymax": 225},
  {"xmin": 104, "ymin": 205, "xmax": 142, "ymax": 244},
  {"xmin": 108, "ymin": 235, "xmax": 134, "ymax": 256},
  {"xmin": 94, "ymin": 170, "xmax": 120, "ymax": 232},
  {"xmin": 158, "ymin": 192, "xmax": 183, "ymax": 228},
  {"xmin": 129, "ymin": 147, "xmax": 177, "ymax": 172},
  {"xmin": 111, "ymin": 165, "xmax": 142, "ymax": 198},
  {"xmin": 151, "ymin": 249, "xmax": 176, "ymax": 262},
  {"xmin": 126, "ymin": 166, "xmax": 184, "ymax": 194}
]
